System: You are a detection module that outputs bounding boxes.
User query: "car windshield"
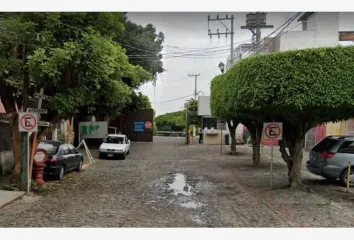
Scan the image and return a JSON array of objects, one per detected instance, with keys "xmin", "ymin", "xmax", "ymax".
[
  {"xmin": 38, "ymin": 143, "xmax": 59, "ymax": 155},
  {"xmin": 104, "ymin": 136, "xmax": 124, "ymax": 144},
  {"xmin": 312, "ymin": 138, "xmax": 339, "ymax": 152}
]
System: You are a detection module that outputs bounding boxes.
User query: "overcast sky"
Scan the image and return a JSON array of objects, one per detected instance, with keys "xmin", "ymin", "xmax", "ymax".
[{"xmin": 128, "ymin": 12, "xmax": 354, "ymax": 116}]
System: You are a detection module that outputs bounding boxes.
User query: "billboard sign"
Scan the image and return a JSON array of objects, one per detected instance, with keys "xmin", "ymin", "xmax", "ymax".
[
  {"xmin": 198, "ymin": 96, "xmax": 212, "ymax": 116},
  {"xmin": 79, "ymin": 121, "xmax": 108, "ymax": 139},
  {"xmin": 134, "ymin": 121, "xmax": 145, "ymax": 132}
]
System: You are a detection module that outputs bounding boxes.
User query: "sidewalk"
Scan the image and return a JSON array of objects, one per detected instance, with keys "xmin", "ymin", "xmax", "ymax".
[
  {"xmin": 0, "ymin": 190, "xmax": 25, "ymax": 209},
  {"xmin": 237, "ymin": 144, "xmax": 354, "ymax": 209}
]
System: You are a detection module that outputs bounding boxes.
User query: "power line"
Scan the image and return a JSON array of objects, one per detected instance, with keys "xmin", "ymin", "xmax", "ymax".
[
  {"xmin": 253, "ymin": 12, "xmax": 301, "ymax": 55},
  {"xmin": 152, "ymin": 94, "xmax": 194, "ymax": 104},
  {"xmin": 140, "ymin": 68, "xmax": 214, "ymax": 89}
]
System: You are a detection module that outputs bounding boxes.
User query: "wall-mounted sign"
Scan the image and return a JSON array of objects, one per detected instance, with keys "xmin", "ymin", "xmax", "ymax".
[
  {"xmin": 145, "ymin": 121, "xmax": 152, "ymax": 129},
  {"xmin": 134, "ymin": 121, "xmax": 145, "ymax": 132},
  {"xmin": 339, "ymin": 32, "xmax": 354, "ymax": 41},
  {"xmin": 79, "ymin": 121, "xmax": 108, "ymax": 139}
]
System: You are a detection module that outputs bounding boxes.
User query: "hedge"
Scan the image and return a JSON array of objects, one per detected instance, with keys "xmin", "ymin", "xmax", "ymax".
[{"xmin": 223, "ymin": 46, "xmax": 354, "ymax": 123}]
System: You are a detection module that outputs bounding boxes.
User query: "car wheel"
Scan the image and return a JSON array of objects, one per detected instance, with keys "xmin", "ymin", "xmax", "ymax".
[
  {"xmin": 339, "ymin": 167, "xmax": 353, "ymax": 187},
  {"xmin": 99, "ymin": 153, "xmax": 104, "ymax": 159},
  {"xmin": 57, "ymin": 165, "xmax": 65, "ymax": 180},
  {"xmin": 76, "ymin": 159, "xmax": 83, "ymax": 172},
  {"xmin": 127, "ymin": 150, "xmax": 130, "ymax": 155},
  {"xmin": 122, "ymin": 153, "xmax": 126, "ymax": 160}
]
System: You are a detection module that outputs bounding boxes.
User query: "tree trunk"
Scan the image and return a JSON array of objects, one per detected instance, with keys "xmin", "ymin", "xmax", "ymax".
[
  {"xmin": 288, "ymin": 137, "xmax": 305, "ymax": 188},
  {"xmin": 9, "ymin": 116, "xmax": 21, "ymax": 185},
  {"xmin": 248, "ymin": 124, "xmax": 262, "ymax": 167},
  {"xmin": 227, "ymin": 120, "xmax": 237, "ymax": 155},
  {"xmin": 279, "ymin": 139, "xmax": 292, "ymax": 176}
]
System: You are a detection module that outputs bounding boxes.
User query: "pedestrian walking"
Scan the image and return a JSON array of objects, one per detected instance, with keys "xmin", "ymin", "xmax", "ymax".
[{"xmin": 198, "ymin": 127, "xmax": 204, "ymax": 144}]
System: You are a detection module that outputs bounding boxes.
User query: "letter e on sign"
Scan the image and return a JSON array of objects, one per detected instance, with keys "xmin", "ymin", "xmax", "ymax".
[
  {"xmin": 19, "ymin": 112, "xmax": 38, "ymax": 132},
  {"xmin": 263, "ymin": 122, "xmax": 282, "ymax": 140}
]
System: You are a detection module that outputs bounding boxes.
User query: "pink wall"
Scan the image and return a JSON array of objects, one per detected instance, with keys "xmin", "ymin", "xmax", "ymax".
[{"xmin": 315, "ymin": 125, "xmax": 326, "ymax": 144}]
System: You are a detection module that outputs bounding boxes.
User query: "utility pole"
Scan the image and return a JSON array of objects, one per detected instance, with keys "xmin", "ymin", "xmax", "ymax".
[
  {"xmin": 188, "ymin": 73, "xmax": 200, "ymax": 101},
  {"xmin": 241, "ymin": 12, "xmax": 274, "ymax": 53},
  {"xmin": 208, "ymin": 14, "xmax": 235, "ymax": 66},
  {"xmin": 20, "ymin": 44, "xmax": 29, "ymax": 191}
]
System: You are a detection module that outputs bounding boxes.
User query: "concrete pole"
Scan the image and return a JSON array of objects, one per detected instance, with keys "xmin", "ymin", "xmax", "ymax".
[
  {"xmin": 230, "ymin": 15, "xmax": 234, "ymax": 65},
  {"xmin": 256, "ymin": 12, "xmax": 261, "ymax": 52}
]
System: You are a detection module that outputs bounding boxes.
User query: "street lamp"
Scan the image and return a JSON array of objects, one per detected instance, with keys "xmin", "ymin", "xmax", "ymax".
[{"xmin": 218, "ymin": 62, "xmax": 225, "ymax": 73}]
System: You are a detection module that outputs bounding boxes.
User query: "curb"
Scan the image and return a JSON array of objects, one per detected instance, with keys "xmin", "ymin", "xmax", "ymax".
[{"xmin": 0, "ymin": 191, "xmax": 26, "ymax": 210}]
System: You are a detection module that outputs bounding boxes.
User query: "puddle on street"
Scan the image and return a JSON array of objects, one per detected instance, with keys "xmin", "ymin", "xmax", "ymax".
[{"xmin": 168, "ymin": 173, "xmax": 193, "ymax": 196}]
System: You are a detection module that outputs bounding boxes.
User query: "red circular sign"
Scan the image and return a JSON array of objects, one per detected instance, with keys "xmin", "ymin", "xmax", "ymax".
[
  {"xmin": 145, "ymin": 121, "xmax": 152, "ymax": 129},
  {"xmin": 264, "ymin": 124, "xmax": 281, "ymax": 139},
  {"xmin": 20, "ymin": 113, "xmax": 37, "ymax": 131}
]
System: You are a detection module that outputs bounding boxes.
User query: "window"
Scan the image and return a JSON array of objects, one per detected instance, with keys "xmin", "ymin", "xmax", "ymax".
[
  {"xmin": 68, "ymin": 144, "xmax": 77, "ymax": 154},
  {"xmin": 312, "ymin": 138, "xmax": 339, "ymax": 152},
  {"xmin": 104, "ymin": 136, "xmax": 124, "ymax": 144},
  {"xmin": 203, "ymin": 118, "xmax": 217, "ymax": 129},
  {"xmin": 337, "ymin": 141, "xmax": 354, "ymax": 154},
  {"xmin": 38, "ymin": 143, "xmax": 58, "ymax": 156},
  {"xmin": 61, "ymin": 145, "xmax": 70, "ymax": 155}
]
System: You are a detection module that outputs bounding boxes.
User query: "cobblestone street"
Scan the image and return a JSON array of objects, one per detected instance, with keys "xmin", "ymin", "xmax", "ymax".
[{"xmin": 1, "ymin": 137, "xmax": 354, "ymax": 227}]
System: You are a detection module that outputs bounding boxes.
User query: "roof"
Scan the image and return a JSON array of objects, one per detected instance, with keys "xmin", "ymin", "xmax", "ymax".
[
  {"xmin": 107, "ymin": 134, "xmax": 126, "ymax": 137},
  {"xmin": 298, "ymin": 12, "xmax": 316, "ymax": 22},
  {"xmin": 326, "ymin": 135, "xmax": 354, "ymax": 139}
]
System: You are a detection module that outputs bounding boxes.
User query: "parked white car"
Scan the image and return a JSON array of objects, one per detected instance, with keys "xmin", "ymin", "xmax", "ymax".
[{"xmin": 99, "ymin": 134, "xmax": 130, "ymax": 160}]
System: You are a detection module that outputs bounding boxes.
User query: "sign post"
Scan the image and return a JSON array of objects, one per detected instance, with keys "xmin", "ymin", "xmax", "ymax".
[
  {"xmin": 18, "ymin": 112, "xmax": 39, "ymax": 193},
  {"xmin": 217, "ymin": 120, "xmax": 227, "ymax": 155},
  {"xmin": 263, "ymin": 122, "xmax": 283, "ymax": 189}
]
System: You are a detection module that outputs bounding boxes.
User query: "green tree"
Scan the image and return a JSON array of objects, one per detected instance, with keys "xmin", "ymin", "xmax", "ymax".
[
  {"xmin": 224, "ymin": 46, "xmax": 354, "ymax": 188},
  {"xmin": 183, "ymin": 98, "xmax": 201, "ymax": 127},
  {"xmin": 122, "ymin": 91, "xmax": 152, "ymax": 114},
  {"xmin": 0, "ymin": 12, "xmax": 151, "ymax": 186},
  {"xmin": 116, "ymin": 14, "xmax": 165, "ymax": 84},
  {"xmin": 210, "ymin": 75, "xmax": 241, "ymax": 155},
  {"xmin": 155, "ymin": 111, "xmax": 184, "ymax": 132}
]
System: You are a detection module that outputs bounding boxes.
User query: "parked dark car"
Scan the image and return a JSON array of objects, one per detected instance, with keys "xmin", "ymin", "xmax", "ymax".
[
  {"xmin": 306, "ymin": 135, "xmax": 354, "ymax": 186},
  {"xmin": 34, "ymin": 140, "xmax": 84, "ymax": 180}
]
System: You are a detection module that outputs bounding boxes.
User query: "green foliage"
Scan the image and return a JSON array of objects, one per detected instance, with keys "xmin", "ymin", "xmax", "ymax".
[
  {"xmin": 154, "ymin": 111, "xmax": 185, "ymax": 131},
  {"xmin": 179, "ymin": 98, "xmax": 201, "ymax": 127},
  {"xmin": 122, "ymin": 91, "xmax": 152, "ymax": 114},
  {"xmin": 0, "ymin": 13, "xmax": 152, "ymax": 121},
  {"xmin": 226, "ymin": 46, "xmax": 354, "ymax": 124},
  {"xmin": 116, "ymin": 16, "xmax": 165, "ymax": 81}
]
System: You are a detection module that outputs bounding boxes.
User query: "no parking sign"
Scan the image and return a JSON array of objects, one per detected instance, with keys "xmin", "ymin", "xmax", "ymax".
[{"xmin": 19, "ymin": 112, "xmax": 38, "ymax": 132}]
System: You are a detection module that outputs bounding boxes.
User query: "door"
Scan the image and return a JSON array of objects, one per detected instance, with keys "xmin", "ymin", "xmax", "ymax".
[
  {"xmin": 336, "ymin": 140, "xmax": 354, "ymax": 168},
  {"xmin": 125, "ymin": 136, "xmax": 130, "ymax": 152},
  {"xmin": 60, "ymin": 144, "xmax": 74, "ymax": 170},
  {"xmin": 68, "ymin": 144, "xmax": 81, "ymax": 167}
]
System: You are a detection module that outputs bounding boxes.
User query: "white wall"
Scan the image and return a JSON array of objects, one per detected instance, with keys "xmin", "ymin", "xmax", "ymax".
[
  {"xmin": 279, "ymin": 13, "xmax": 339, "ymax": 51},
  {"xmin": 198, "ymin": 96, "xmax": 212, "ymax": 116}
]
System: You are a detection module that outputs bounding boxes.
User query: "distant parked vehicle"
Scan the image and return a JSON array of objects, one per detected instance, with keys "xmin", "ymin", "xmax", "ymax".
[
  {"xmin": 99, "ymin": 134, "xmax": 130, "ymax": 160},
  {"xmin": 34, "ymin": 140, "xmax": 84, "ymax": 180},
  {"xmin": 306, "ymin": 135, "xmax": 354, "ymax": 186}
]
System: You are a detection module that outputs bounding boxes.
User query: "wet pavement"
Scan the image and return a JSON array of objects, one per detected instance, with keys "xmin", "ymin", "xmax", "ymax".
[{"xmin": 1, "ymin": 137, "xmax": 354, "ymax": 227}]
